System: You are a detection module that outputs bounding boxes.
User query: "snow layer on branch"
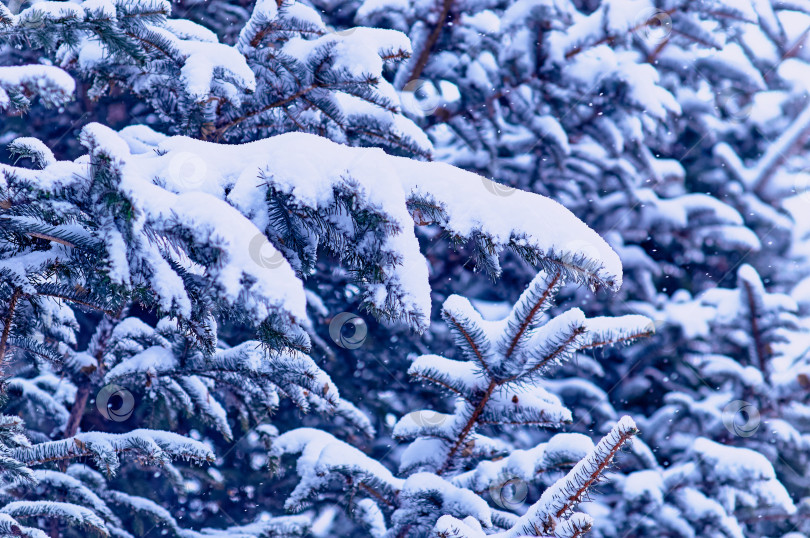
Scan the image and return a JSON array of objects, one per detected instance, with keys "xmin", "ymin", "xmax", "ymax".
[
  {"xmin": 13, "ymin": 429, "xmax": 214, "ymax": 472},
  {"xmin": 401, "ymin": 162, "xmax": 622, "ymax": 290},
  {"xmin": 690, "ymin": 438, "xmax": 796, "ymax": 516},
  {"xmin": 270, "ymin": 428, "xmax": 404, "ymax": 510},
  {"xmin": 0, "ymin": 65, "xmax": 75, "ymax": 110},
  {"xmin": 80, "ymin": 123, "xmax": 308, "ymax": 323},
  {"xmin": 692, "ymin": 437, "xmax": 776, "ymax": 482},
  {"xmin": 452, "ymin": 433, "xmax": 594, "ymax": 493},
  {"xmin": 14, "ymin": 1, "xmax": 85, "ymax": 23},
  {"xmin": 157, "ymin": 26, "xmax": 255, "ymax": 99},
  {"xmin": 7, "ymin": 0, "xmax": 253, "ymax": 104},
  {"xmin": 165, "ymin": 19, "xmax": 219, "ymax": 43},
  {"xmin": 434, "ymin": 514, "xmax": 487, "ymax": 538},
  {"xmin": 151, "ymin": 137, "xmax": 617, "ymax": 290},
  {"xmin": 506, "ymin": 416, "xmax": 638, "ymax": 537},
  {"xmin": 402, "ymin": 472, "xmax": 493, "ymax": 528},
  {"xmin": 109, "ymin": 126, "xmax": 621, "ymax": 327},
  {"xmin": 623, "ymin": 469, "xmax": 664, "ymax": 504},
  {"xmin": 237, "ymin": 0, "xmax": 284, "ymax": 52},
  {"xmin": 0, "ymin": 513, "xmax": 47, "ymax": 538},
  {"xmin": 583, "ymin": 314, "xmax": 655, "ymax": 348},
  {"xmin": 1, "ymin": 501, "xmax": 108, "ymax": 536},
  {"xmin": 6, "ymin": 378, "xmax": 71, "ymax": 431},
  {"xmin": 105, "ymin": 345, "xmax": 177, "ymax": 379},
  {"xmin": 8, "ymin": 137, "xmax": 56, "ymax": 168},
  {"xmin": 282, "ymin": 27, "xmax": 411, "ymax": 80},
  {"xmin": 31, "ymin": 470, "xmax": 117, "ymax": 521},
  {"xmin": 408, "ymin": 354, "xmax": 486, "ymax": 395}
]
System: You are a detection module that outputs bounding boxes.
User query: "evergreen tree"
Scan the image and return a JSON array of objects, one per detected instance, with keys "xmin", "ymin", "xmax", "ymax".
[
  {"xmin": 270, "ymin": 271, "xmax": 649, "ymax": 536},
  {"xmin": 4, "ymin": 0, "xmax": 810, "ymax": 536},
  {"xmin": 0, "ymin": 105, "xmax": 640, "ymax": 535}
]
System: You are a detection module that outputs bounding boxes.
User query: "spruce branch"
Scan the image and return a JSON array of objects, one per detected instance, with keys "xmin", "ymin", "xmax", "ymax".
[
  {"xmin": 405, "ymin": 0, "xmax": 455, "ymax": 83},
  {"xmin": 213, "ymin": 83, "xmax": 322, "ymax": 140},
  {"xmin": 502, "ymin": 271, "xmax": 563, "ymax": 361},
  {"xmin": 438, "ymin": 380, "xmax": 497, "ymax": 475},
  {"xmin": 738, "ymin": 267, "xmax": 769, "ymax": 381},
  {"xmin": 0, "ymin": 287, "xmax": 23, "ymax": 381},
  {"xmin": 564, "ymin": 8, "xmax": 678, "ymax": 59},
  {"xmin": 512, "ymin": 416, "xmax": 638, "ymax": 537}
]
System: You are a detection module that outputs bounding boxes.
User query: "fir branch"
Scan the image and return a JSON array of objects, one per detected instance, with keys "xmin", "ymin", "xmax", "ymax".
[
  {"xmin": 564, "ymin": 7, "xmax": 678, "ymax": 59},
  {"xmin": 513, "ymin": 417, "xmax": 638, "ymax": 536},
  {"xmin": 0, "ymin": 287, "xmax": 23, "ymax": 380},
  {"xmin": 503, "ymin": 272, "xmax": 562, "ymax": 361},
  {"xmin": 740, "ymin": 274, "xmax": 768, "ymax": 379},
  {"xmin": 405, "ymin": 0, "xmax": 455, "ymax": 83},
  {"xmin": 214, "ymin": 83, "xmax": 322, "ymax": 139},
  {"xmin": 437, "ymin": 380, "xmax": 497, "ymax": 475}
]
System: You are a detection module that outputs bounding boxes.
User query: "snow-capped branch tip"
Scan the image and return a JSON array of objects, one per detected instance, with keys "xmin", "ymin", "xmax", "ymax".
[
  {"xmin": 12, "ymin": 430, "xmax": 215, "ymax": 473},
  {"xmin": 1, "ymin": 501, "xmax": 109, "ymax": 537},
  {"xmin": 511, "ymin": 416, "xmax": 638, "ymax": 537},
  {"xmin": 498, "ymin": 271, "xmax": 564, "ymax": 362}
]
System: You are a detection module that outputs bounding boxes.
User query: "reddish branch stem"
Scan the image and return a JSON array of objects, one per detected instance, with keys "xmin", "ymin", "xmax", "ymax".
[
  {"xmin": 437, "ymin": 380, "xmax": 496, "ymax": 475},
  {"xmin": 405, "ymin": 0, "xmax": 455, "ymax": 84},
  {"xmin": 741, "ymin": 279, "xmax": 769, "ymax": 382},
  {"xmin": 564, "ymin": 8, "xmax": 678, "ymax": 60},
  {"xmin": 554, "ymin": 433, "xmax": 631, "ymax": 519},
  {"xmin": 504, "ymin": 272, "xmax": 560, "ymax": 359},
  {"xmin": 63, "ymin": 384, "xmax": 91, "ymax": 438},
  {"xmin": 214, "ymin": 84, "xmax": 322, "ymax": 140}
]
